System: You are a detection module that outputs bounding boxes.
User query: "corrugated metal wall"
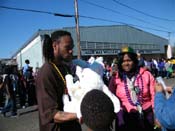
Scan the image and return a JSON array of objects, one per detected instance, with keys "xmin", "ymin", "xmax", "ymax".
[{"xmin": 64, "ymin": 25, "xmax": 168, "ymax": 55}]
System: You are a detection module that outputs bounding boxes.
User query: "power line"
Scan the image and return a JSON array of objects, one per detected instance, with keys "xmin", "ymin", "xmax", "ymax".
[
  {"xmin": 0, "ymin": 6, "xmax": 74, "ymax": 17},
  {"xmin": 112, "ymin": 0, "xmax": 175, "ymax": 22},
  {"xmin": 0, "ymin": 5, "xmax": 172, "ymax": 34},
  {"xmin": 80, "ymin": 0, "xmax": 169, "ymax": 30}
]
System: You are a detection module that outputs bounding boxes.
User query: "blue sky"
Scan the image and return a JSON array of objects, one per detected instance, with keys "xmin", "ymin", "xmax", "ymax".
[{"xmin": 0, "ymin": 0, "xmax": 175, "ymax": 58}]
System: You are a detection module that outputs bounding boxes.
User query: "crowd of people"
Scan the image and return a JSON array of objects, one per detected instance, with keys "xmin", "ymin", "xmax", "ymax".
[
  {"xmin": 0, "ymin": 59, "xmax": 37, "ymax": 117},
  {"xmin": 1, "ymin": 29, "xmax": 175, "ymax": 131}
]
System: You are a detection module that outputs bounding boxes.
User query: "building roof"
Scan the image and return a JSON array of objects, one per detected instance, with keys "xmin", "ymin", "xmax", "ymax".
[
  {"xmin": 64, "ymin": 25, "xmax": 168, "ymax": 44},
  {"xmin": 12, "ymin": 25, "xmax": 168, "ymax": 58}
]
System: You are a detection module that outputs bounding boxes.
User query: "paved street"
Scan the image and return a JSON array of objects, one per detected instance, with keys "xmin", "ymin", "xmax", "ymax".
[
  {"xmin": 0, "ymin": 78, "xmax": 174, "ymax": 131},
  {"xmin": 0, "ymin": 109, "xmax": 90, "ymax": 131}
]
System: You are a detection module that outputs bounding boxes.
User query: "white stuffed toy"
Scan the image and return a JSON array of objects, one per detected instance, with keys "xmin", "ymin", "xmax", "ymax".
[{"xmin": 63, "ymin": 58, "xmax": 120, "ymax": 118}]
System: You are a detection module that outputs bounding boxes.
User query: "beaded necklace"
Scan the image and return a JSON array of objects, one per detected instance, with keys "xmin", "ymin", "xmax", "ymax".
[
  {"xmin": 50, "ymin": 62, "xmax": 69, "ymax": 94},
  {"xmin": 123, "ymin": 73, "xmax": 144, "ymax": 106}
]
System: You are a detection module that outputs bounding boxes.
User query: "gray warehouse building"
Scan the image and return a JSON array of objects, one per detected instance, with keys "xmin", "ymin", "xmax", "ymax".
[{"xmin": 12, "ymin": 25, "xmax": 168, "ymax": 71}]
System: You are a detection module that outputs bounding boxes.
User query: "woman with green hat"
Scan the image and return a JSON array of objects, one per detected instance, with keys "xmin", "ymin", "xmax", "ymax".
[{"xmin": 109, "ymin": 46, "xmax": 158, "ymax": 131}]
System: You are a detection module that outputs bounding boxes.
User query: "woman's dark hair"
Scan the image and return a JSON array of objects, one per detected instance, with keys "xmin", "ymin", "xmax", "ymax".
[
  {"xmin": 118, "ymin": 52, "xmax": 138, "ymax": 80},
  {"xmin": 42, "ymin": 30, "xmax": 73, "ymax": 61}
]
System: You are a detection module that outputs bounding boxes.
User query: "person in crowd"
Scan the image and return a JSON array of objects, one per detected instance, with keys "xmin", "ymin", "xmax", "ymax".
[
  {"xmin": 137, "ymin": 53, "xmax": 145, "ymax": 68},
  {"xmin": 18, "ymin": 69, "xmax": 27, "ymax": 109},
  {"xmin": 26, "ymin": 67, "xmax": 37, "ymax": 106},
  {"xmin": 158, "ymin": 58, "xmax": 165, "ymax": 77},
  {"xmin": 22, "ymin": 59, "xmax": 32, "ymax": 105},
  {"xmin": 110, "ymin": 58, "xmax": 118, "ymax": 77},
  {"xmin": 109, "ymin": 46, "xmax": 156, "ymax": 131},
  {"xmin": 154, "ymin": 83, "xmax": 175, "ymax": 131},
  {"xmin": 0, "ymin": 75, "xmax": 3, "ymax": 88},
  {"xmin": 150, "ymin": 59, "xmax": 157, "ymax": 77},
  {"xmin": 103, "ymin": 61, "xmax": 111, "ymax": 86},
  {"xmin": 35, "ymin": 30, "xmax": 82, "ymax": 131},
  {"xmin": 164, "ymin": 59, "xmax": 173, "ymax": 79},
  {"xmin": 81, "ymin": 89, "xmax": 115, "ymax": 131},
  {"xmin": 1, "ymin": 67, "xmax": 17, "ymax": 117},
  {"xmin": 0, "ymin": 75, "xmax": 4, "ymax": 108},
  {"xmin": 23, "ymin": 59, "xmax": 30, "ymax": 77}
]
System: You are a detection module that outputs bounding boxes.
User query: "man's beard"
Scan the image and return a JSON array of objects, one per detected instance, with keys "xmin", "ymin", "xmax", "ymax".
[{"xmin": 60, "ymin": 56, "xmax": 72, "ymax": 65}]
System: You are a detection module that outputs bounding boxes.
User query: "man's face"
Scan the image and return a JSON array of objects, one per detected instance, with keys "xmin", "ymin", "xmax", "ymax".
[
  {"xmin": 121, "ymin": 54, "xmax": 134, "ymax": 72},
  {"xmin": 53, "ymin": 35, "xmax": 74, "ymax": 62}
]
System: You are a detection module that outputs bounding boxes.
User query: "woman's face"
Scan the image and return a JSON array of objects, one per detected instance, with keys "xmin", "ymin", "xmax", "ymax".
[{"xmin": 122, "ymin": 54, "xmax": 134, "ymax": 72}]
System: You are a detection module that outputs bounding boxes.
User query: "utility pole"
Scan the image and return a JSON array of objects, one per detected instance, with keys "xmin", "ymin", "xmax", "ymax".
[
  {"xmin": 167, "ymin": 32, "xmax": 172, "ymax": 59},
  {"xmin": 168, "ymin": 32, "xmax": 171, "ymax": 44},
  {"xmin": 74, "ymin": 0, "xmax": 81, "ymax": 59}
]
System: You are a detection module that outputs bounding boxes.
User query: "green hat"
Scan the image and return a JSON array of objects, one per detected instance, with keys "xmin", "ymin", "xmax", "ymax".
[{"xmin": 119, "ymin": 46, "xmax": 136, "ymax": 55}]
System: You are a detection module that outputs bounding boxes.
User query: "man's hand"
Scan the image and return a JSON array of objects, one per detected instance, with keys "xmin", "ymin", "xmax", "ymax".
[
  {"xmin": 166, "ymin": 86, "xmax": 173, "ymax": 94},
  {"xmin": 154, "ymin": 119, "xmax": 161, "ymax": 129},
  {"xmin": 54, "ymin": 111, "xmax": 78, "ymax": 123}
]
